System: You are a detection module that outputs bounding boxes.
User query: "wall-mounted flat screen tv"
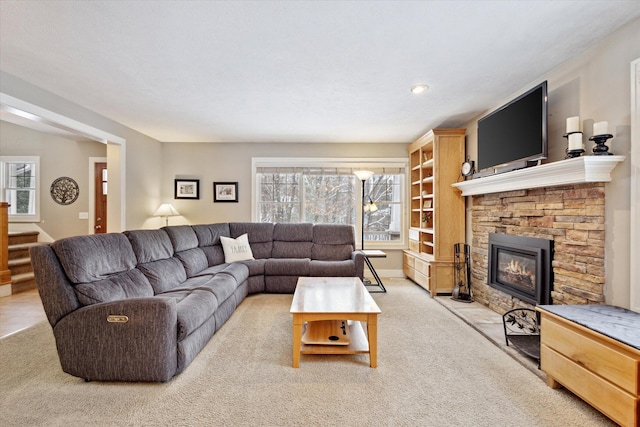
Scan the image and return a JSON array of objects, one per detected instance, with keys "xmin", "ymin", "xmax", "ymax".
[{"xmin": 477, "ymin": 81, "xmax": 548, "ymax": 172}]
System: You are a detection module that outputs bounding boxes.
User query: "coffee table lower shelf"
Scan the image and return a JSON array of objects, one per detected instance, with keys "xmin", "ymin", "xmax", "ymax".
[{"xmin": 300, "ymin": 320, "xmax": 369, "ymax": 355}]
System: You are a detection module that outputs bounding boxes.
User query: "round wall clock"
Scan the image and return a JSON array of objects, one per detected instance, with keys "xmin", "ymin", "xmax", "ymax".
[
  {"xmin": 50, "ymin": 177, "xmax": 80, "ymax": 205},
  {"xmin": 461, "ymin": 159, "xmax": 475, "ymax": 177}
]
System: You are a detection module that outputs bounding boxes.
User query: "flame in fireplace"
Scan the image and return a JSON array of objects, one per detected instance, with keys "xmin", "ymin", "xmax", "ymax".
[{"xmin": 505, "ymin": 259, "xmax": 528, "ymax": 276}]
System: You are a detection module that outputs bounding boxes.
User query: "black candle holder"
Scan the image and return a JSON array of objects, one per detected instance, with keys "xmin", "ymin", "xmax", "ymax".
[
  {"xmin": 589, "ymin": 133, "xmax": 613, "ymax": 155},
  {"xmin": 563, "ymin": 132, "xmax": 584, "ymax": 159}
]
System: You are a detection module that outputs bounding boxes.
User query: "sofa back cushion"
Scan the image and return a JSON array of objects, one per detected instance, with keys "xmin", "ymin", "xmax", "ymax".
[
  {"xmin": 52, "ymin": 233, "xmax": 138, "ymax": 283},
  {"xmin": 125, "ymin": 229, "xmax": 173, "ymax": 263},
  {"xmin": 137, "ymin": 258, "xmax": 187, "ymax": 294},
  {"xmin": 74, "ymin": 269, "xmax": 154, "ymax": 306},
  {"xmin": 193, "ymin": 223, "xmax": 230, "ymax": 246},
  {"xmin": 163, "ymin": 225, "xmax": 199, "ymax": 252},
  {"xmin": 230, "ymin": 222, "xmax": 274, "ymax": 259},
  {"xmin": 192, "ymin": 223, "xmax": 230, "ymax": 266},
  {"xmin": 124, "ymin": 229, "xmax": 188, "ymax": 293},
  {"xmin": 174, "ymin": 248, "xmax": 208, "ymax": 277},
  {"xmin": 311, "ymin": 224, "xmax": 356, "ymax": 261},
  {"xmin": 163, "ymin": 226, "xmax": 208, "ymax": 277},
  {"xmin": 272, "ymin": 223, "xmax": 313, "ymax": 258},
  {"xmin": 50, "ymin": 233, "xmax": 155, "ymax": 306}
]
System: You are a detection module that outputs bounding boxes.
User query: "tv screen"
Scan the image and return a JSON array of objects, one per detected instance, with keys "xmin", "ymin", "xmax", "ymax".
[{"xmin": 477, "ymin": 81, "xmax": 547, "ymax": 172}]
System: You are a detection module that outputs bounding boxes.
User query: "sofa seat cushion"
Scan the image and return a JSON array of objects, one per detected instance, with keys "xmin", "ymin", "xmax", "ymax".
[
  {"xmin": 52, "ymin": 233, "xmax": 137, "ymax": 283},
  {"xmin": 172, "ymin": 275, "xmax": 214, "ymax": 290},
  {"xmin": 193, "ymin": 264, "xmax": 228, "ymax": 276},
  {"xmin": 196, "ymin": 263, "xmax": 249, "ymax": 284},
  {"xmin": 265, "ymin": 258, "xmax": 310, "ymax": 276},
  {"xmin": 74, "ymin": 269, "xmax": 154, "ymax": 306},
  {"xmin": 309, "ymin": 260, "xmax": 356, "ymax": 277},
  {"xmin": 197, "ymin": 274, "xmax": 239, "ymax": 306},
  {"xmin": 238, "ymin": 259, "xmax": 266, "ymax": 276},
  {"xmin": 156, "ymin": 289, "xmax": 218, "ymax": 341},
  {"xmin": 171, "ymin": 273, "xmax": 239, "ymax": 306}
]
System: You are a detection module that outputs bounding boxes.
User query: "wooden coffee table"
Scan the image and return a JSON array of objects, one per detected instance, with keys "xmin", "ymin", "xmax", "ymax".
[{"xmin": 290, "ymin": 277, "xmax": 381, "ymax": 368}]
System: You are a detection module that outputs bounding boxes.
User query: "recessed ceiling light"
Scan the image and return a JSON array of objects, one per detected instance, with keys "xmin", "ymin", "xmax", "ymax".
[{"xmin": 411, "ymin": 85, "xmax": 429, "ymax": 94}]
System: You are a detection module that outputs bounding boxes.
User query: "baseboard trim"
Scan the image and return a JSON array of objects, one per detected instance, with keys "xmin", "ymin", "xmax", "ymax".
[{"xmin": 363, "ymin": 269, "xmax": 405, "ymax": 279}]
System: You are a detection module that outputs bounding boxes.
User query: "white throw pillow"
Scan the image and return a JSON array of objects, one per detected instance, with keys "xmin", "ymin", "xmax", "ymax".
[{"xmin": 220, "ymin": 233, "xmax": 255, "ymax": 263}]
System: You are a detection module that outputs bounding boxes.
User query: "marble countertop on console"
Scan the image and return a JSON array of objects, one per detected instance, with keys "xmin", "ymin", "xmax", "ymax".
[{"xmin": 538, "ymin": 304, "xmax": 640, "ymax": 350}]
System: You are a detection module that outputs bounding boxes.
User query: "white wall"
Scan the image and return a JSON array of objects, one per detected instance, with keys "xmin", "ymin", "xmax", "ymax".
[{"xmin": 463, "ymin": 18, "xmax": 640, "ymax": 308}]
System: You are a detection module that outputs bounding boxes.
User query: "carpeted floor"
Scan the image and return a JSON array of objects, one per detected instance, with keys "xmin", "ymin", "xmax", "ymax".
[{"xmin": 0, "ymin": 279, "xmax": 613, "ymax": 426}]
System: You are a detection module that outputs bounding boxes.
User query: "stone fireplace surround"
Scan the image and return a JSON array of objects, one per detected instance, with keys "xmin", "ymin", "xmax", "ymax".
[
  {"xmin": 472, "ymin": 183, "xmax": 605, "ymax": 313},
  {"xmin": 452, "ymin": 156, "xmax": 624, "ymax": 314}
]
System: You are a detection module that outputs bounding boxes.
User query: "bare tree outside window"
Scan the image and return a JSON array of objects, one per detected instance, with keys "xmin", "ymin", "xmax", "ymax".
[
  {"xmin": 364, "ymin": 174, "xmax": 402, "ymax": 242},
  {"xmin": 257, "ymin": 167, "xmax": 403, "ymax": 244}
]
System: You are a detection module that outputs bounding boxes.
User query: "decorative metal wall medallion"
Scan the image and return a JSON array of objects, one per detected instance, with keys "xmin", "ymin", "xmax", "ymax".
[{"xmin": 50, "ymin": 177, "xmax": 80, "ymax": 205}]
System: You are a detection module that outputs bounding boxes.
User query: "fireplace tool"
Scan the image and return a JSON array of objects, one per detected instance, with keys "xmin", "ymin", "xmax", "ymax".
[{"xmin": 452, "ymin": 243, "xmax": 473, "ymax": 302}]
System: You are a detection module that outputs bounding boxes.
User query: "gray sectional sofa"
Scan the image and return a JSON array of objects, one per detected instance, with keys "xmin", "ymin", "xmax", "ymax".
[{"xmin": 30, "ymin": 222, "xmax": 364, "ymax": 382}]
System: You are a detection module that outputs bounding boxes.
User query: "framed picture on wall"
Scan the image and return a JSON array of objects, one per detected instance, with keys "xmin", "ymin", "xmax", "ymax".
[
  {"xmin": 175, "ymin": 179, "xmax": 200, "ymax": 199},
  {"xmin": 214, "ymin": 182, "xmax": 238, "ymax": 203}
]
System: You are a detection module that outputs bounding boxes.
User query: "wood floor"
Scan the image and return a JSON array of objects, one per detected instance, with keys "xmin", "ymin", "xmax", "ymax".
[{"xmin": 0, "ymin": 289, "xmax": 47, "ymax": 338}]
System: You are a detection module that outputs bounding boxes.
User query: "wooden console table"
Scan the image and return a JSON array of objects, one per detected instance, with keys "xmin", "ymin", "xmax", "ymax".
[{"xmin": 537, "ymin": 305, "xmax": 640, "ymax": 427}]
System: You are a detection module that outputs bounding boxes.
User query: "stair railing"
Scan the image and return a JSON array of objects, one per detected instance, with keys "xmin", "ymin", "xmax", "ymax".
[{"xmin": 0, "ymin": 202, "xmax": 11, "ymax": 289}]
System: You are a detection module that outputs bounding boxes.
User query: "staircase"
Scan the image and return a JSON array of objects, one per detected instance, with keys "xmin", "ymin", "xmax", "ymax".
[{"xmin": 8, "ymin": 231, "xmax": 40, "ymax": 294}]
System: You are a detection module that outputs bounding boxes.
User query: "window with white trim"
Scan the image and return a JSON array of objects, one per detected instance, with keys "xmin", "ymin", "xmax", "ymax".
[
  {"xmin": 253, "ymin": 158, "xmax": 406, "ymax": 248},
  {"xmin": 0, "ymin": 156, "xmax": 40, "ymax": 222}
]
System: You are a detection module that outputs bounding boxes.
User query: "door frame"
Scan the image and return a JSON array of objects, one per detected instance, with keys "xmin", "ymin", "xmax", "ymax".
[
  {"xmin": 630, "ymin": 58, "xmax": 640, "ymax": 313},
  {"xmin": 89, "ymin": 157, "xmax": 108, "ymax": 234}
]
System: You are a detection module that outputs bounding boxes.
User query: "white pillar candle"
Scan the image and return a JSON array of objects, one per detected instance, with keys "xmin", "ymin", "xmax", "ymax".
[
  {"xmin": 566, "ymin": 116, "xmax": 580, "ymax": 133},
  {"xmin": 593, "ymin": 121, "xmax": 608, "ymax": 135},
  {"xmin": 568, "ymin": 132, "xmax": 583, "ymax": 151}
]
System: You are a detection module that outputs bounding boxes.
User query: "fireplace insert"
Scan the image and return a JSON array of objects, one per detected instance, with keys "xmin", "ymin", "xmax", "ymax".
[{"xmin": 487, "ymin": 233, "xmax": 553, "ymax": 305}]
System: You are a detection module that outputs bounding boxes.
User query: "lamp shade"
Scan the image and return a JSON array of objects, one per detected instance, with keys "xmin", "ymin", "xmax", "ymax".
[
  {"xmin": 354, "ymin": 170, "xmax": 374, "ymax": 181},
  {"xmin": 154, "ymin": 203, "xmax": 180, "ymax": 217}
]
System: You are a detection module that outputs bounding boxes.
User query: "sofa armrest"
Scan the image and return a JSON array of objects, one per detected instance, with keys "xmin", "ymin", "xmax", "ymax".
[
  {"xmin": 53, "ymin": 297, "xmax": 178, "ymax": 382},
  {"xmin": 352, "ymin": 251, "xmax": 365, "ymax": 279}
]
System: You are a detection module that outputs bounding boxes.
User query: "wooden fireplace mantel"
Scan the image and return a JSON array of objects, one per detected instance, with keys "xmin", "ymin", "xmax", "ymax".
[{"xmin": 452, "ymin": 155, "xmax": 625, "ymax": 196}]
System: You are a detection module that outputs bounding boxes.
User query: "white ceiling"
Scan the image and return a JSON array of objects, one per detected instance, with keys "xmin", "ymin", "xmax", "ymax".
[{"xmin": 1, "ymin": 1, "xmax": 639, "ymax": 144}]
